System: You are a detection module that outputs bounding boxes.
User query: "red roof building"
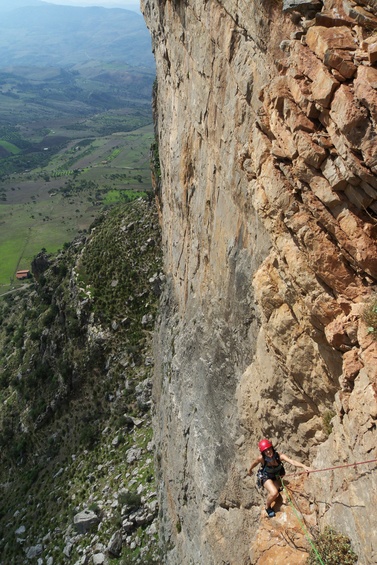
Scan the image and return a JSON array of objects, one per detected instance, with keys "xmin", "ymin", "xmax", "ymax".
[{"xmin": 16, "ymin": 270, "xmax": 31, "ymax": 280}]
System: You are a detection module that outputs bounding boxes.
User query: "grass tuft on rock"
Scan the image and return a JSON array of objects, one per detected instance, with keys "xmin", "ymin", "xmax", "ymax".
[{"xmin": 362, "ymin": 294, "xmax": 377, "ymax": 339}]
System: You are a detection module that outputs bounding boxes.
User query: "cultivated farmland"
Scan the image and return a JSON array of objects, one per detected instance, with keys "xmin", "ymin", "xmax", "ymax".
[{"xmin": 0, "ymin": 63, "xmax": 155, "ymax": 291}]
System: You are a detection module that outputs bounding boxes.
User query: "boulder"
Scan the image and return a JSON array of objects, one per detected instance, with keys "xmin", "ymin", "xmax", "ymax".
[
  {"xmin": 306, "ymin": 25, "xmax": 356, "ymax": 61},
  {"xmin": 341, "ymin": 349, "xmax": 363, "ymax": 390},
  {"xmin": 283, "ymin": 0, "xmax": 323, "ymax": 15},
  {"xmin": 126, "ymin": 447, "xmax": 142, "ymax": 464},
  {"xmin": 73, "ymin": 510, "xmax": 100, "ymax": 534},
  {"xmin": 63, "ymin": 542, "xmax": 73, "ymax": 557},
  {"xmin": 26, "ymin": 544, "xmax": 43, "ymax": 559},
  {"xmin": 107, "ymin": 530, "xmax": 122, "ymax": 557}
]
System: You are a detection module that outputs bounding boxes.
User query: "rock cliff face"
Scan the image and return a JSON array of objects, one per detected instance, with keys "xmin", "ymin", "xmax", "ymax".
[{"xmin": 142, "ymin": 0, "xmax": 377, "ymax": 563}]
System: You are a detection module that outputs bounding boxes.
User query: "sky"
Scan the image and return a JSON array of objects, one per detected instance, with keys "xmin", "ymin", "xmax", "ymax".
[{"xmin": 43, "ymin": 0, "xmax": 141, "ymax": 12}]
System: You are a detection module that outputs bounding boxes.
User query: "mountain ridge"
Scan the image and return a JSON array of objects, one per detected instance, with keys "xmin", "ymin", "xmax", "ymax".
[
  {"xmin": 0, "ymin": 3, "xmax": 154, "ymax": 68},
  {"xmin": 0, "ymin": 0, "xmax": 45, "ymax": 12}
]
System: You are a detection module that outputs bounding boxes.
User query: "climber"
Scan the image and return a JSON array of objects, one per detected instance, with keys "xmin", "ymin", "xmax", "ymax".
[{"xmin": 247, "ymin": 439, "xmax": 313, "ymax": 518}]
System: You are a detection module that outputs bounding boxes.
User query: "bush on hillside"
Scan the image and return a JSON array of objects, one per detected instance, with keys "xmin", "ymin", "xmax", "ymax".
[{"xmin": 118, "ymin": 491, "xmax": 142, "ymax": 511}]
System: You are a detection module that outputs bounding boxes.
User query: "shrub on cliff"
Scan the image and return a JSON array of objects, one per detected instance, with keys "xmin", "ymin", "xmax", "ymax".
[
  {"xmin": 362, "ymin": 294, "xmax": 377, "ymax": 339},
  {"xmin": 307, "ymin": 526, "xmax": 357, "ymax": 565}
]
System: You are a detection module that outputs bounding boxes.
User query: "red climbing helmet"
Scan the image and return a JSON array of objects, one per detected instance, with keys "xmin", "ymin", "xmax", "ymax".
[{"xmin": 258, "ymin": 439, "xmax": 273, "ymax": 452}]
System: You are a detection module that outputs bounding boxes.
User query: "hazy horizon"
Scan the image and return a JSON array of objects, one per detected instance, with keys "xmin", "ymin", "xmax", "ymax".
[
  {"xmin": 43, "ymin": 0, "xmax": 141, "ymax": 10},
  {"xmin": 0, "ymin": 0, "xmax": 141, "ymax": 13}
]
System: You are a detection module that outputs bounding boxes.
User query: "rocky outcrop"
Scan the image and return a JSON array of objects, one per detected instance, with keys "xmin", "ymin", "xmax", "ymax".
[
  {"xmin": 142, "ymin": 0, "xmax": 377, "ymax": 563},
  {"xmin": 31, "ymin": 250, "xmax": 51, "ymax": 281}
]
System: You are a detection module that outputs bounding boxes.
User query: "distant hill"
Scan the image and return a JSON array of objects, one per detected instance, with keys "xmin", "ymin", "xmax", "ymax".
[
  {"xmin": 0, "ymin": 3, "xmax": 154, "ymax": 68},
  {"xmin": 0, "ymin": 0, "xmax": 45, "ymax": 12}
]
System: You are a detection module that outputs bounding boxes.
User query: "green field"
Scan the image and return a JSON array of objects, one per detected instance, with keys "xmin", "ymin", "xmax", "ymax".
[
  {"xmin": 103, "ymin": 189, "xmax": 148, "ymax": 205},
  {"xmin": 0, "ymin": 140, "xmax": 21, "ymax": 155}
]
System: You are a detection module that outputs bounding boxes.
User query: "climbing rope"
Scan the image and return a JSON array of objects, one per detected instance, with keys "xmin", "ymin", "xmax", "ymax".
[
  {"xmin": 280, "ymin": 476, "xmax": 326, "ymax": 565},
  {"xmin": 284, "ymin": 457, "xmax": 377, "ymax": 478}
]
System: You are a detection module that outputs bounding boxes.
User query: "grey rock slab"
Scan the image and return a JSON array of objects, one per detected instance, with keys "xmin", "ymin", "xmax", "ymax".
[{"xmin": 73, "ymin": 510, "xmax": 100, "ymax": 534}]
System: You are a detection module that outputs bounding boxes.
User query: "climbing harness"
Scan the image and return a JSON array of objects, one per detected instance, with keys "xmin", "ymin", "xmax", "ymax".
[
  {"xmin": 262, "ymin": 450, "xmax": 285, "ymax": 477},
  {"xmin": 257, "ymin": 449, "xmax": 286, "ymax": 488}
]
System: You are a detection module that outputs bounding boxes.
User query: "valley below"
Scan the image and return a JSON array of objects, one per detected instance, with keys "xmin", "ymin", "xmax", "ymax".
[
  {"xmin": 0, "ymin": 61, "xmax": 155, "ymax": 291},
  {"xmin": 0, "ymin": 0, "xmax": 156, "ymax": 292}
]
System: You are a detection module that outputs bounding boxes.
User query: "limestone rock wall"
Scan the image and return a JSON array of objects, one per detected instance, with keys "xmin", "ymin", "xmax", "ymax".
[{"xmin": 142, "ymin": 0, "xmax": 377, "ymax": 563}]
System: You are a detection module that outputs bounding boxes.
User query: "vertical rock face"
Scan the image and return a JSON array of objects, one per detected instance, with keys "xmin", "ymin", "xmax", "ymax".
[{"xmin": 142, "ymin": 0, "xmax": 377, "ymax": 563}]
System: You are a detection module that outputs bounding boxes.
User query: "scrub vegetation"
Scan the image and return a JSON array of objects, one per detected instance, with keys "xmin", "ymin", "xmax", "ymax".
[
  {"xmin": 307, "ymin": 527, "xmax": 358, "ymax": 565},
  {"xmin": 0, "ymin": 4, "xmax": 162, "ymax": 562},
  {"xmin": 0, "ymin": 198, "xmax": 163, "ymax": 564}
]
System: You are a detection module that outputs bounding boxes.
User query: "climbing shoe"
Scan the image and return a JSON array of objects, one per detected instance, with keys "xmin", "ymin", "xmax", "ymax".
[{"xmin": 266, "ymin": 507, "xmax": 275, "ymax": 518}]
